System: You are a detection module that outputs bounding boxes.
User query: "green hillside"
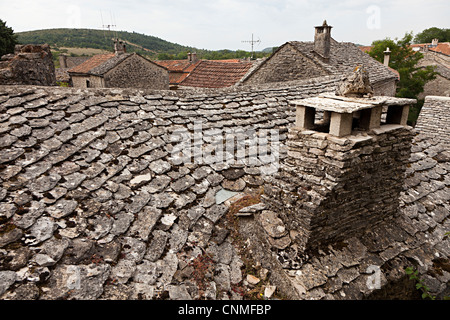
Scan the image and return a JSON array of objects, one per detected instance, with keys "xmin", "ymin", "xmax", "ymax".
[
  {"xmin": 16, "ymin": 28, "xmax": 270, "ymax": 61},
  {"xmin": 17, "ymin": 28, "xmax": 194, "ymax": 58}
]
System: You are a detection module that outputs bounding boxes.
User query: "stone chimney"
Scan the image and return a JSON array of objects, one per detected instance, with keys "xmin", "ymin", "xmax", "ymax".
[
  {"xmin": 383, "ymin": 47, "xmax": 391, "ymax": 66},
  {"xmin": 187, "ymin": 52, "xmax": 198, "ymax": 63},
  {"xmin": 431, "ymin": 38, "xmax": 439, "ymax": 46},
  {"xmin": 313, "ymin": 20, "xmax": 332, "ymax": 60},
  {"xmin": 265, "ymin": 71, "xmax": 415, "ymax": 252},
  {"xmin": 59, "ymin": 54, "xmax": 68, "ymax": 69},
  {"xmin": 114, "ymin": 39, "xmax": 126, "ymax": 56}
]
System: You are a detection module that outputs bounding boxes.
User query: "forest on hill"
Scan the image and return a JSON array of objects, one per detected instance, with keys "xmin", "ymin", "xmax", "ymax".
[{"xmin": 17, "ymin": 28, "xmax": 271, "ymax": 61}]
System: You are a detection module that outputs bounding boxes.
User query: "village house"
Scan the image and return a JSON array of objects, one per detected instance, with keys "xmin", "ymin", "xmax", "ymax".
[
  {"xmin": 154, "ymin": 53, "xmax": 257, "ymax": 89},
  {"xmin": 68, "ymin": 40, "xmax": 169, "ymax": 90},
  {"xmin": 153, "ymin": 53, "xmax": 201, "ymax": 89},
  {"xmin": 361, "ymin": 39, "xmax": 450, "ymax": 98},
  {"xmin": 413, "ymin": 40, "xmax": 450, "ymax": 98},
  {"xmin": 55, "ymin": 55, "xmax": 91, "ymax": 85},
  {"xmin": 242, "ymin": 21, "xmax": 399, "ymax": 96}
]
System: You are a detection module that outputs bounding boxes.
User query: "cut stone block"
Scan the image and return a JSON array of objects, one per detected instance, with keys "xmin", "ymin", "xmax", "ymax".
[
  {"xmin": 329, "ymin": 112, "xmax": 353, "ymax": 137},
  {"xmin": 296, "ymin": 106, "xmax": 315, "ymax": 129},
  {"xmin": 386, "ymin": 105, "xmax": 409, "ymax": 126}
]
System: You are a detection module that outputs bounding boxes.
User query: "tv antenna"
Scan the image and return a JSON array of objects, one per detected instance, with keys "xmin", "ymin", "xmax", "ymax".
[
  {"xmin": 100, "ymin": 11, "xmax": 118, "ymax": 50},
  {"xmin": 242, "ymin": 33, "xmax": 261, "ymax": 59}
]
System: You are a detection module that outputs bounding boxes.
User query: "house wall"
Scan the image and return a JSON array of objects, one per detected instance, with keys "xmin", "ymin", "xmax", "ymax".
[
  {"xmin": 417, "ymin": 51, "xmax": 450, "ymax": 98},
  {"xmin": 243, "ymin": 44, "xmax": 329, "ymax": 85},
  {"xmin": 372, "ymin": 78, "xmax": 397, "ymax": 96},
  {"xmin": 71, "ymin": 75, "xmax": 105, "ymax": 88},
  {"xmin": 419, "ymin": 74, "xmax": 450, "ymax": 99},
  {"xmin": 415, "ymin": 96, "xmax": 450, "ymax": 145},
  {"xmin": 104, "ymin": 54, "xmax": 169, "ymax": 90}
]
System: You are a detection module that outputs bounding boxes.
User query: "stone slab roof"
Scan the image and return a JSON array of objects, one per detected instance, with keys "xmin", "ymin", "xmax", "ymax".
[
  {"xmin": 0, "ymin": 78, "xmax": 341, "ymax": 300},
  {"xmin": 292, "ymin": 94, "xmax": 416, "ymax": 113},
  {"xmin": 68, "ymin": 53, "xmax": 168, "ymax": 79},
  {"xmin": 0, "ymin": 82, "xmax": 448, "ymax": 300},
  {"xmin": 245, "ymin": 40, "xmax": 398, "ymax": 86},
  {"xmin": 415, "ymin": 96, "xmax": 450, "ymax": 146},
  {"xmin": 68, "ymin": 54, "xmax": 116, "ymax": 75},
  {"xmin": 291, "ymin": 40, "xmax": 398, "ymax": 84}
]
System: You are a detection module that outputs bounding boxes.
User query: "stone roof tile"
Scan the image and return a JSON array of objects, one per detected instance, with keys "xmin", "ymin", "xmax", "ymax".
[{"xmin": 0, "ymin": 82, "xmax": 448, "ymax": 301}]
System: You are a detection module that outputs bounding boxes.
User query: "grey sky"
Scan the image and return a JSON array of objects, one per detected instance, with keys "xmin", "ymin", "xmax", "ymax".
[{"xmin": 1, "ymin": 0, "xmax": 448, "ymax": 50}]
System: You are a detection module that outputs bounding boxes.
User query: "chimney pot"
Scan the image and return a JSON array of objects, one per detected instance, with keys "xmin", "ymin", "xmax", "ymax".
[
  {"xmin": 383, "ymin": 47, "xmax": 391, "ymax": 66},
  {"xmin": 114, "ymin": 39, "xmax": 126, "ymax": 56}
]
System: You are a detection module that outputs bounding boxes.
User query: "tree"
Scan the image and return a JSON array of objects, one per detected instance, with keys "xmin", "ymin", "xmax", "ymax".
[
  {"xmin": 414, "ymin": 27, "xmax": 450, "ymax": 44},
  {"xmin": 368, "ymin": 32, "xmax": 437, "ymax": 124},
  {"xmin": 0, "ymin": 19, "xmax": 18, "ymax": 57}
]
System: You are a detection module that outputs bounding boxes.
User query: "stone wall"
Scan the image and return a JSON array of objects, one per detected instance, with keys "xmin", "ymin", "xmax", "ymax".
[
  {"xmin": 415, "ymin": 96, "xmax": 450, "ymax": 146},
  {"xmin": 104, "ymin": 54, "xmax": 169, "ymax": 90},
  {"xmin": 417, "ymin": 51, "xmax": 450, "ymax": 98},
  {"xmin": 71, "ymin": 75, "xmax": 106, "ymax": 89},
  {"xmin": 242, "ymin": 44, "xmax": 329, "ymax": 85},
  {"xmin": 263, "ymin": 124, "xmax": 414, "ymax": 251},
  {"xmin": 371, "ymin": 78, "xmax": 397, "ymax": 96},
  {"xmin": 419, "ymin": 74, "xmax": 450, "ymax": 99},
  {"xmin": 0, "ymin": 44, "xmax": 56, "ymax": 86}
]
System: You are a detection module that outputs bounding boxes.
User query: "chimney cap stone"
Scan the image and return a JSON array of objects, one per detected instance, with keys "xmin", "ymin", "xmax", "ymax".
[{"xmin": 292, "ymin": 94, "xmax": 416, "ymax": 114}]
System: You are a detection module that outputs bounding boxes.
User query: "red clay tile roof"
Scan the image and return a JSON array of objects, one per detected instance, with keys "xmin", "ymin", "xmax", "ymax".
[
  {"xmin": 169, "ymin": 72, "xmax": 190, "ymax": 85},
  {"xmin": 180, "ymin": 60, "xmax": 253, "ymax": 88},
  {"xmin": 415, "ymin": 42, "xmax": 450, "ymax": 55},
  {"xmin": 154, "ymin": 60, "xmax": 200, "ymax": 72},
  {"xmin": 153, "ymin": 60, "xmax": 202, "ymax": 85},
  {"xmin": 362, "ymin": 43, "xmax": 450, "ymax": 56},
  {"xmin": 68, "ymin": 53, "xmax": 115, "ymax": 74},
  {"xmin": 359, "ymin": 46, "xmax": 372, "ymax": 53}
]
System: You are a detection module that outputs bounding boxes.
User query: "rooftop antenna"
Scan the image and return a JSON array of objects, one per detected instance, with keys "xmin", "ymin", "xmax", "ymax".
[
  {"xmin": 100, "ymin": 11, "xmax": 114, "ymax": 43},
  {"xmin": 110, "ymin": 11, "xmax": 119, "ymax": 40},
  {"xmin": 242, "ymin": 33, "xmax": 261, "ymax": 59}
]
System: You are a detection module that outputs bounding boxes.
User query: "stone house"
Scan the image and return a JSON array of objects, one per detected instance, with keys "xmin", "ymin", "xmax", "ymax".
[
  {"xmin": 415, "ymin": 42, "xmax": 450, "ymax": 98},
  {"xmin": 242, "ymin": 21, "xmax": 398, "ymax": 96},
  {"xmin": 56, "ymin": 55, "xmax": 91, "ymax": 85},
  {"xmin": 153, "ymin": 54, "xmax": 201, "ymax": 89},
  {"xmin": 361, "ymin": 40, "xmax": 450, "ymax": 98},
  {"xmin": 68, "ymin": 41, "xmax": 169, "ymax": 90}
]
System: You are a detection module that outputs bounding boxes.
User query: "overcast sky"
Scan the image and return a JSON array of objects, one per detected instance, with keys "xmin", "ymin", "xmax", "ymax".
[{"xmin": 1, "ymin": 0, "xmax": 448, "ymax": 50}]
